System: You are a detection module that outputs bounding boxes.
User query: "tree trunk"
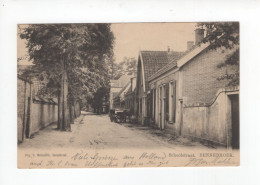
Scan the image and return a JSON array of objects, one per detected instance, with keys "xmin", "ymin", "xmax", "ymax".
[
  {"xmin": 75, "ymin": 101, "xmax": 80, "ymax": 117},
  {"xmin": 73, "ymin": 102, "xmax": 77, "ymax": 118},
  {"xmin": 74, "ymin": 101, "xmax": 77, "ymax": 118},
  {"xmin": 69, "ymin": 102, "xmax": 75, "ymax": 124},
  {"xmin": 59, "ymin": 55, "xmax": 71, "ymax": 131},
  {"xmin": 62, "ymin": 61, "xmax": 71, "ymax": 131},
  {"xmin": 57, "ymin": 90, "xmax": 63, "ymax": 129},
  {"xmin": 78, "ymin": 102, "xmax": 81, "ymax": 116}
]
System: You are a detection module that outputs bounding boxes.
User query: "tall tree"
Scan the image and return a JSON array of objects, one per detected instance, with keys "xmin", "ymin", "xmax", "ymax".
[
  {"xmin": 91, "ymin": 87, "xmax": 110, "ymax": 114},
  {"xmin": 109, "ymin": 57, "xmax": 137, "ymax": 80},
  {"xmin": 19, "ymin": 24, "xmax": 114, "ymax": 131},
  {"xmin": 197, "ymin": 22, "xmax": 239, "ymax": 86}
]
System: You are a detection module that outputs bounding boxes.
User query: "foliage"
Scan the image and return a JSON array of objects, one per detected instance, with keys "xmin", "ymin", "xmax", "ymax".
[
  {"xmin": 91, "ymin": 87, "xmax": 110, "ymax": 114},
  {"xmin": 198, "ymin": 22, "xmax": 239, "ymax": 50},
  {"xmin": 88, "ymin": 57, "xmax": 137, "ymax": 113},
  {"xmin": 110, "ymin": 57, "xmax": 137, "ymax": 80},
  {"xmin": 19, "ymin": 24, "xmax": 114, "ymax": 104},
  {"xmin": 19, "ymin": 24, "xmax": 114, "ymax": 130},
  {"xmin": 197, "ymin": 22, "xmax": 239, "ymax": 86}
]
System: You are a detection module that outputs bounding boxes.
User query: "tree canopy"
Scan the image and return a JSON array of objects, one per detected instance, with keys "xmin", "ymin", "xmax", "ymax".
[
  {"xmin": 110, "ymin": 57, "xmax": 137, "ymax": 80},
  {"xmin": 19, "ymin": 24, "xmax": 114, "ymax": 130},
  {"xmin": 20, "ymin": 24, "xmax": 114, "ymax": 102}
]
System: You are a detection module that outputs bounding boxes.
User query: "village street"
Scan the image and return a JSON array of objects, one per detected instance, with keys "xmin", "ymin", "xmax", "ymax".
[{"xmin": 19, "ymin": 111, "xmax": 212, "ymax": 151}]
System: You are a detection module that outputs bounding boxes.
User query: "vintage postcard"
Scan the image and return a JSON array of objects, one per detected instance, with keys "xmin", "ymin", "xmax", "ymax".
[{"xmin": 17, "ymin": 22, "xmax": 239, "ymax": 168}]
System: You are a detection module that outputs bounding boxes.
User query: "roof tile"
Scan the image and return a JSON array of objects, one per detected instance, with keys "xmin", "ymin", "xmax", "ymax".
[{"xmin": 140, "ymin": 51, "xmax": 184, "ymax": 90}]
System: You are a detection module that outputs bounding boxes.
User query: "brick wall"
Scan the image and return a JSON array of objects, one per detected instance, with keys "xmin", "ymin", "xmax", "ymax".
[{"xmin": 182, "ymin": 47, "xmax": 238, "ymax": 105}]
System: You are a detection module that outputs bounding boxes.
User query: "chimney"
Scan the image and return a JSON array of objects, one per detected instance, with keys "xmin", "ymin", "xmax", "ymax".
[
  {"xmin": 187, "ymin": 41, "xmax": 194, "ymax": 50},
  {"xmin": 195, "ymin": 28, "xmax": 205, "ymax": 45},
  {"xmin": 167, "ymin": 46, "xmax": 170, "ymax": 53}
]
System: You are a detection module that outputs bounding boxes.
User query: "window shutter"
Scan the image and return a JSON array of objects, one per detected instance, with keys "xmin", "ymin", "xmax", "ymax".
[
  {"xmin": 165, "ymin": 83, "xmax": 169, "ymax": 121},
  {"xmin": 153, "ymin": 89, "xmax": 156, "ymax": 119},
  {"xmin": 172, "ymin": 81, "xmax": 176, "ymax": 122}
]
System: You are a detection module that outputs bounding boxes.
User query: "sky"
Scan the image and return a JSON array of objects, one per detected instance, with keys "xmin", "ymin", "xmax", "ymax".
[
  {"xmin": 111, "ymin": 23, "xmax": 196, "ymax": 63},
  {"xmin": 17, "ymin": 26, "xmax": 28, "ymax": 65},
  {"xmin": 18, "ymin": 23, "xmax": 196, "ymax": 65}
]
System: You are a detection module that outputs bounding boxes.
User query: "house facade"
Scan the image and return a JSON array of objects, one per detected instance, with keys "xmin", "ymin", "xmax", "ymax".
[
  {"xmin": 109, "ymin": 74, "xmax": 134, "ymax": 109},
  {"xmin": 124, "ymin": 77, "xmax": 137, "ymax": 114},
  {"xmin": 136, "ymin": 50, "xmax": 184, "ymax": 125},
  {"xmin": 112, "ymin": 76, "xmax": 137, "ymax": 111},
  {"xmin": 147, "ymin": 29, "xmax": 239, "ymax": 148},
  {"xmin": 113, "ymin": 81, "xmax": 131, "ymax": 109},
  {"xmin": 179, "ymin": 45, "xmax": 239, "ymax": 148},
  {"xmin": 148, "ymin": 65, "xmax": 181, "ymax": 132}
]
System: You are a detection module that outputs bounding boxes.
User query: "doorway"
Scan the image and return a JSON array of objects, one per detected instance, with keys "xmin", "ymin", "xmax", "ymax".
[{"xmin": 229, "ymin": 94, "xmax": 239, "ymax": 149}]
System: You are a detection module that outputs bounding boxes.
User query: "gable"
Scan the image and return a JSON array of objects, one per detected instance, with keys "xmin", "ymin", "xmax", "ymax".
[
  {"xmin": 177, "ymin": 43, "xmax": 210, "ymax": 68},
  {"xmin": 181, "ymin": 46, "xmax": 239, "ymax": 105},
  {"xmin": 136, "ymin": 56, "xmax": 145, "ymax": 95}
]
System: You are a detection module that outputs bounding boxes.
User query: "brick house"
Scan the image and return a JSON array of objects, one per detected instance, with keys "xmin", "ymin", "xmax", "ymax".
[
  {"xmin": 179, "ymin": 44, "xmax": 239, "ymax": 149},
  {"xmin": 112, "ymin": 81, "xmax": 131, "ymax": 109},
  {"xmin": 136, "ymin": 50, "xmax": 184, "ymax": 125},
  {"xmin": 109, "ymin": 74, "xmax": 134, "ymax": 109},
  {"xmin": 124, "ymin": 77, "xmax": 136, "ymax": 114},
  {"xmin": 112, "ymin": 76, "xmax": 136, "ymax": 112},
  {"xmin": 148, "ymin": 29, "xmax": 239, "ymax": 148}
]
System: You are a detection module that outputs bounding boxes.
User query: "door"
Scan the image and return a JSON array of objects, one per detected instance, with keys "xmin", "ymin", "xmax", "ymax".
[{"xmin": 230, "ymin": 94, "xmax": 239, "ymax": 149}]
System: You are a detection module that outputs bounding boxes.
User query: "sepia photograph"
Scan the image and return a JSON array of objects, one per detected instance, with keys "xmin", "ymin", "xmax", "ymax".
[{"xmin": 17, "ymin": 22, "xmax": 240, "ymax": 168}]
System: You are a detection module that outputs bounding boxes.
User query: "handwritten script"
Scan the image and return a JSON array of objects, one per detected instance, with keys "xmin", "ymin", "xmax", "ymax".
[{"xmin": 19, "ymin": 150, "xmax": 239, "ymax": 168}]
